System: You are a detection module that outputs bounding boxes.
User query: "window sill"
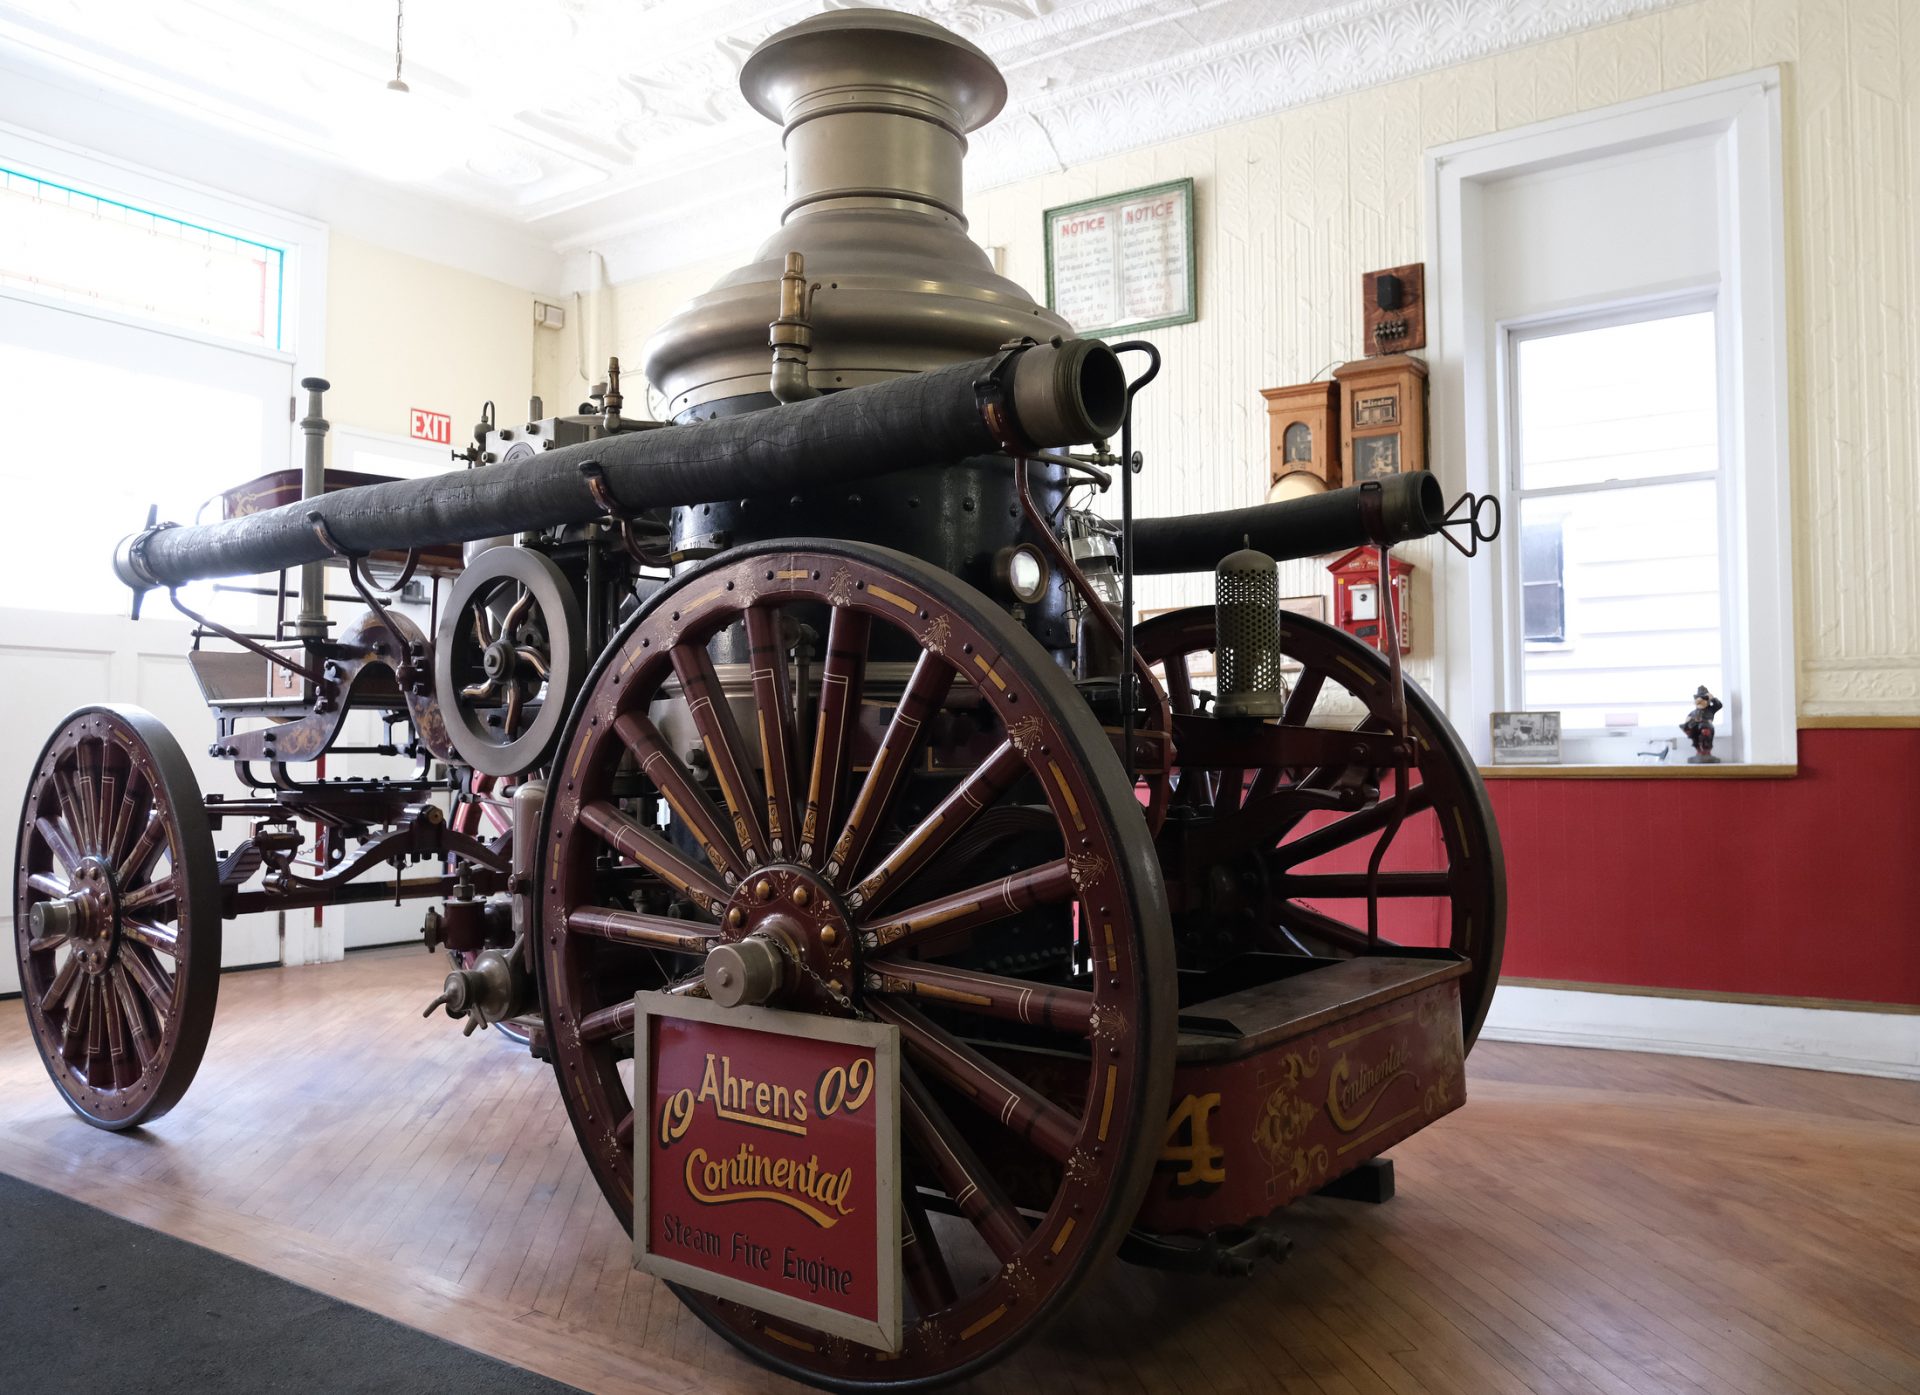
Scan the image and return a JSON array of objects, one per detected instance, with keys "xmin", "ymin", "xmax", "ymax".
[{"xmin": 1478, "ymin": 762, "xmax": 1797, "ymax": 780}]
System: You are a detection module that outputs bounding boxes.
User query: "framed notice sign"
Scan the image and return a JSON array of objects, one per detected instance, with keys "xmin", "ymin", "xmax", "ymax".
[
  {"xmin": 1044, "ymin": 178, "xmax": 1196, "ymax": 336},
  {"xmin": 634, "ymin": 993, "xmax": 902, "ymax": 1351}
]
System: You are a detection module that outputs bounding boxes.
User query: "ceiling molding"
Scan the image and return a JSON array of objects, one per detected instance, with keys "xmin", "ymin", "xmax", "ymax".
[
  {"xmin": 0, "ymin": 0, "xmax": 1695, "ymax": 290},
  {"xmin": 971, "ymin": 0, "xmax": 1695, "ymax": 186},
  {"xmin": 0, "ymin": 50, "xmax": 566, "ymax": 293}
]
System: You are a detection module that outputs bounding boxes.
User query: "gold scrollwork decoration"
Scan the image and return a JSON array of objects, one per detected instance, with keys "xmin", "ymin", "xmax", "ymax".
[
  {"xmin": 1252, "ymin": 1047, "xmax": 1327, "ymax": 1200},
  {"xmin": 922, "ymin": 613, "xmax": 951, "ymax": 655}
]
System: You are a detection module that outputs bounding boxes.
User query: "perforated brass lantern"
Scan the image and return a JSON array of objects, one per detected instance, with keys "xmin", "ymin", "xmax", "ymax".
[{"xmin": 1214, "ymin": 543, "xmax": 1284, "ymax": 719}]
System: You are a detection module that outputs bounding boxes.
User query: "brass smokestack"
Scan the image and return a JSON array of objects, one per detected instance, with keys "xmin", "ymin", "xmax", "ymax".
[{"xmin": 643, "ymin": 9, "xmax": 1071, "ymax": 420}]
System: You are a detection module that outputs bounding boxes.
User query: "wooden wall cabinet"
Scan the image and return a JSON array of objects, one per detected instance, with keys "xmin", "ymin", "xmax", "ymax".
[
  {"xmin": 1333, "ymin": 354, "xmax": 1428, "ymax": 482},
  {"xmin": 1259, "ymin": 380, "xmax": 1341, "ymax": 496}
]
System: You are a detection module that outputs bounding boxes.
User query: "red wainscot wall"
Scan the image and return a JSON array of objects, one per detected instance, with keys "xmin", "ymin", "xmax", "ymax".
[{"xmin": 1484, "ymin": 727, "xmax": 1920, "ymax": 1008}]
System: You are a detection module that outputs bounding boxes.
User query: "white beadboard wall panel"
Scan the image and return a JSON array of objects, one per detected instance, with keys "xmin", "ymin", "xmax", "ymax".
[{"xmin": 540, "ymin": 0, "xmax": 1920, "ymax": 717}]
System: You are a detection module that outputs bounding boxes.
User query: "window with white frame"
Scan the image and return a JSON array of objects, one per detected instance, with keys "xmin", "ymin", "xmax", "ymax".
[
  {"xmin": 1505, "ymin": 301, "xmax": 1725, "ymax": 739},
  {"xmin": 1428, "ymin": 71, "xmax": 1793, "ymax": 767},
  {"xmin": 0, "ymin": 140, "xmax": 322, "ymax": 618},
  {"xmin": 1, "ymin": 164, "xmax": 290, "ymax": 350}
]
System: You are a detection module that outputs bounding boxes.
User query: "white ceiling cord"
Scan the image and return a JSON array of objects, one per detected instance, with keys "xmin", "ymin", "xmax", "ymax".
[{"xmin": 388, "ymin": 0, "xmax": 409, "ymax": 95}]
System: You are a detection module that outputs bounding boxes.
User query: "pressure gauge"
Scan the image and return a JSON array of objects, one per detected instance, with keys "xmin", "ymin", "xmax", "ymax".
[{"xmin": 995, "ymin": 544, "xmax": 1050, "ymax": 605}]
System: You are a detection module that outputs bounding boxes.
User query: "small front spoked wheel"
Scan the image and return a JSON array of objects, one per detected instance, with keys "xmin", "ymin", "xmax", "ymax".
[{"xmin": 13, "ymin": 706, "xmax": 222, "ymax": 1129}]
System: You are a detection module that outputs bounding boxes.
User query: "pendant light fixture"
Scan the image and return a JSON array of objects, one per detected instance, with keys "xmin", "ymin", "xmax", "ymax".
[
  {"xmin": 389, "ymin": 0, "xmax": 410, "ymax": 95},
  {"xmin": 347, "ymin": 0, "xmax": 453, "ymax": 183}
]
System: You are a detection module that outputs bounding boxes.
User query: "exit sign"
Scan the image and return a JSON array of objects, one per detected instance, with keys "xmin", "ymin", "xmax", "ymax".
[{"xmin": 410, "ymin": 408, "xmax": 453, "ymax": 445}]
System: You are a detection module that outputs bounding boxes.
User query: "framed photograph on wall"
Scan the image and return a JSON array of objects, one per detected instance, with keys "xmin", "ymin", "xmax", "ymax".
[
  {"xmin": 1278, "ymin": 595, "xmax": 1327, "ymax": 675},
  {"xmin": 1044, "ymin": 178, "xmax": 1196, "ymax": 337},
  {"xmin": 1490, "ymin": 711, "xmax": 1562, "ymax": 765}
]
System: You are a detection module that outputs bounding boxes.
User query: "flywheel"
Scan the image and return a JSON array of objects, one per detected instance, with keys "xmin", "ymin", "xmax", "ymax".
[{"xmin": 434, "ymin": 546, "xmax": 585, "ymax": 777}]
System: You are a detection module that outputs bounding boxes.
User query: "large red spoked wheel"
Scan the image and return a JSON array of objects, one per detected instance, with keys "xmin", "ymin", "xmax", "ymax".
[
  {"xmin": 13, "ymin": 706, "xmax": 221, "ymax": 1128},
  {"xmin": 539, "ymin": 540, "xmax": 1175, "ymax": 1389},
  {"xmin": 1137, "ymin": 607, "xmax": 1505, "ymax": 1048}
]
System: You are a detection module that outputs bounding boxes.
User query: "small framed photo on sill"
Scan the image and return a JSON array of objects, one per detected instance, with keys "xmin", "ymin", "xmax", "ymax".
[{"xmin": 1490, "ymin": 711, "xmax": 1561, "ymax": 765}]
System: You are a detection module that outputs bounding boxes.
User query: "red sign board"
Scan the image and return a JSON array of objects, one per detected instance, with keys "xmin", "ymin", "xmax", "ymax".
[
  {"xmin": 634, "ymin": 994, "xmax": 901, "ymax": 1351},
  {"xmin": 408, "ymin": 408, "xmax": 453, "ymax": 445}
]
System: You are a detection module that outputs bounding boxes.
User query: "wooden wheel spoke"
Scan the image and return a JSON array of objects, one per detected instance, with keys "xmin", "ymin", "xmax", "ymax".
[
  {"xmin": 614, "ymin": 713, "xmax": 748, "ymax": 883},
  {"xmin": 120, "ymin": 874, "xmax": 178, "ymax": 917},
  {"xmin": 65, "ymin": 978, "xmax": 95, "ymax": 1064},
  {"xmin": 106, "ymin": 782, "xmax": 145, "ymax": 865},
  {"xmin": 39, "ymin": 952, "xmax": 81, "ymax": 1015},
  {"xmin": 26, "ymin": 871, "xmax": 69, "ymax": 900},
  {"xmin": 800, "ymin": 607, "xmax": 870, "ymax": 866},
  {"xmin": 1163, "ymin": 654, "xmax": 1197, "ymax": 714},
  {"xmin": 866, "ymin": 959, "xmax": 1095, "ymax": 1036},
  {"xmin": 671, "ymin": 640, "xmax": 770, "ymax": 865},
  {"xmin": 743, "ymin": 606, "xmax": 802, "ymax": 858},
  {"xmin": 1281, "ymin": 667, "xmax": 1326, "ymax": 726},
  {"xmin": 862, "ymin": 857, "xmax": 1075, "ymax": 954},
  {"xmin": 1274, "ymin": 785, "xmax": 1436, "ymax": 867},
  {"xmin": 95, "ymin": 764, "xmax": 120, "ymax": 865},
  {"xmin": 58, "ymin": 767, "xmax": 96, "ymax": 859},
  {"xmin": 578, "ymin": 998, "xmax": 636, "ymax": 1044},
  {"xmin": 85, "ymin": 978, "xmax": 108, "ymax": 1070},
  {"xmin": 1282, "ymin": 870, "xmax": 1452, "ymax": 898},
  {"xmin": 120, "ymin": 811, "xmax": 168, "ymax": 888},
  {"xmin": 899, "ymin": 1066, "xmax": 1029, "ymax": 1264},
  {"xmin": 36, "ymin": 815, "xmax": 84, "ymax": 876},
  {"xmin": 615, "ymin": 1110, "xmax": 635, "ymax": 1149},
  {"xmin": 566, "ymin": 905, "xmax": 719, "ymax": 955},
  {"xmin": 849, "ymin": 740, "xmax": 1024, "ymax": 912},
  {"xmin": 872, "ymin": 999, "xmax": 1081, "ymax": 1163},
  {"xmin": 122, "ymin": 945, "xmax": 175, "ymax": 1021},
  {"xmin": 81, "ymin": 743, "xmax": 109, "ymax": 854},
  {"xmin": 108, "ymin": 967, "xmax": 156, "ymax": 1069},
  {"xmin": 579, "ymin": 800, "xmax": 730, "ymax": 915},
  {"xmin": 828, "ymin": 650, "xmax": 955, "ymax": 887},
  {"xmin": 102, "ymin": 980, "xmax": 130, "ymax": 1080},
  {"xmin": 123, "ymin": 919, "xmax": 180, "ymax": 955}
]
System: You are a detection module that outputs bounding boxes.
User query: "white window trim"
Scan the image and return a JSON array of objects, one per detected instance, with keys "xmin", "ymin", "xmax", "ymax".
[
  {"xmin": 0, "ymin": 119, "xmax": 327, "ymax": 472},
  {"xmin": 1425, "ymin": 70, "xmax": 1793, "ymax": 767}
]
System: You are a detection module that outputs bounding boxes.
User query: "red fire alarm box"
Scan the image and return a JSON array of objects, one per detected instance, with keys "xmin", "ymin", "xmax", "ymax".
[{"xmin": 1328, "ymin": 547, "xmax": 1413, "ymax": 654}]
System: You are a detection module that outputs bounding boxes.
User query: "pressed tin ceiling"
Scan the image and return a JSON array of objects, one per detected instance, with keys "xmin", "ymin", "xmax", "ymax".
[{"xmin": 0, "ymin": 0, "xmax": 1690, "ymax": 273}]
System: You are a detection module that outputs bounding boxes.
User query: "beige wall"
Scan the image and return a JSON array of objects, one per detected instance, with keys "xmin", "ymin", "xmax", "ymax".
[
  {"xmin": 326, "ymin": 232, "xmax": 535, "ymax": 442},
  {"xmin": 542, "ymin": 0, "xmax": 1920, "ymax": 715}
]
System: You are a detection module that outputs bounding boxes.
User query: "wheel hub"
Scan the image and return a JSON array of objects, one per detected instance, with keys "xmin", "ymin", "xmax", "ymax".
[
  {"xmin": 704, "ymin": 864, "xmax": 854, "ymax": 1012},
  {"xmin": 480, "ymin": 639, "xmax": 517, "ymax": 681},
  {"xmin": 41, "ymin": 858, "xmax": 118, "ymax": 975}
]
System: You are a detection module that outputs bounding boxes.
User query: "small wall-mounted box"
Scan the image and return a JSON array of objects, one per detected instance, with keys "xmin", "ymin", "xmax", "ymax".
[{"xmin": 534, "ymin": 300, "xmax": 567, "ymax": 330}]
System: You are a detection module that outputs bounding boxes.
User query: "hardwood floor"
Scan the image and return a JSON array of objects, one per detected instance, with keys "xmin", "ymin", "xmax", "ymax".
[{"xmin": 2, "ymin": 948, "xmax": 1915, "ymax": 1395}]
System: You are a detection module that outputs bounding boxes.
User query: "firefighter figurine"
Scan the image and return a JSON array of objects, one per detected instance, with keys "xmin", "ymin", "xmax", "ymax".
[{"xmin": 1681, "ymin": 685, "xmax": 1723, "ymax": 764}]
